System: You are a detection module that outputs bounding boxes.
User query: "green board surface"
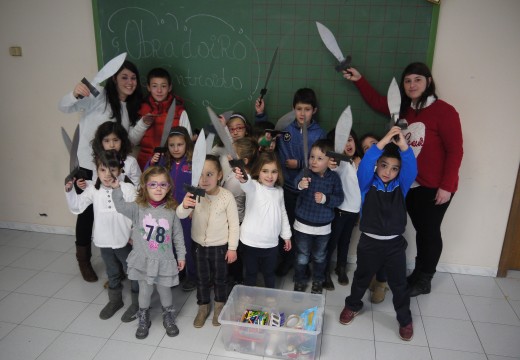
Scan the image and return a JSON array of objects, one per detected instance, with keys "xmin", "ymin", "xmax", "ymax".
[{"xmin": 92, "ymin": 0, "xmax": 438, "ymax": 136}]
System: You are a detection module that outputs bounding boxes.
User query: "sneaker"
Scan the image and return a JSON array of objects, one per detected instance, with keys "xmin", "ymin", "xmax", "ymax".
[
  {"xmin": 182, "ymin": 278, "xmax": 196, "ymax": 292},
  {"xmin": 339, "ymin": 305, "xmax": 359, "ymax": 325},
  {"xmin": 399, "ymin": 322, "xmax": 414, "ymax": 341},
  {"xmin": 311, "ymin": 281, "xmax": 323, "ymax": 294},
  {"xmin": 294, "ymin": 282, "xmax": 307, "ymax": 292}
]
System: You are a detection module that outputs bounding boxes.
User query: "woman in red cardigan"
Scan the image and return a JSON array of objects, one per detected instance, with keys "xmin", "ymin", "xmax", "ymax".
[{"xmin": 343, "ymin": 62, "xmax": 463, "ymax": 297}]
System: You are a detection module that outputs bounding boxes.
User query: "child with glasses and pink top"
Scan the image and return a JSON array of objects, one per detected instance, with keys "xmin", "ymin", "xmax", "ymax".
[
  {"xmin": 211, "ymin": 112, "xmax": 252, "ymax": 179},
  {"xmin": 112, "ymin": 166, "xmax": 186, "ymax": 340}
]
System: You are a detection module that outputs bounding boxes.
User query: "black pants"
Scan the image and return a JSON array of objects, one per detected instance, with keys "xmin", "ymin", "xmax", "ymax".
[
  {"xmin": 241, "ymin": 243, "xmax": 278, "ymax": 288},
  {"xmin": 406, "ymin": 186, "xmax": 452, "ymax": 274},
  {"xmin": 346, "ymin": 234, "xmax": 411, "ymax": 327},
  {"xmin": 326, "ymin": 209, "xmax": 358, "ymax": 269},
  {"xmin": 278, "ymin": 188, "xmax": 298, "ymax": 266},
  {"xmin": 74, "ymin": 168, "xmax": 94, "ymax": 247}
]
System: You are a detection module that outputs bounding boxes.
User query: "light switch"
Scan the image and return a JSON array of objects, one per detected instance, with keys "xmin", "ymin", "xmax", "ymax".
[{"xmin": 9, "ymin": 47, "xmax": 22, "ymax": 56}]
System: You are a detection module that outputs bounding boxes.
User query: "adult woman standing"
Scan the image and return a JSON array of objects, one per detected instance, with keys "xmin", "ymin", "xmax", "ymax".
[
  {"xmin": 59, "ymin": 60, "xmax": 150, "ymax": 282},
  {"xmin": 343, "ymin": 62, "xmax": 463, "ymax": 296}
]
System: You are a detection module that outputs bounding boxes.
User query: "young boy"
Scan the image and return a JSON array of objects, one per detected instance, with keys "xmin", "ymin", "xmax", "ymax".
[
  {"xmin": 293, "ymin": 139, "xmax": 344, "ymax": 294},
  {"xmin": 339, "ymin": 126, "xmax": 418, "ymax": 341},
  {"xmin": 269, "ymin": 89, "xmax": 327, "ymax": 276},
  {"xmin": 137, "ymin": 67, "xmax": 191, "ymax": 169}
]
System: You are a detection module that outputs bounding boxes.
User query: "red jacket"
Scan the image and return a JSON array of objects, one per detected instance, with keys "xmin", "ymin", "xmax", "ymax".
[
  {"xmin": 137, "ymin": 94, "xmax": 186, "ymax": 170},
  {"xmin": 355, "ymin": 77, "xmax": 463, "ymax": 193}
]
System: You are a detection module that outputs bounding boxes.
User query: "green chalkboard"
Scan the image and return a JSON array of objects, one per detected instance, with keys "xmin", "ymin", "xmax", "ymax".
[{"xmin": 92, "ymin": 0, "xmax": 438, "ymax": 136}]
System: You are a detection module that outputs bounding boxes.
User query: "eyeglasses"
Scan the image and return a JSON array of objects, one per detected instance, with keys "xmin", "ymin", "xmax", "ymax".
[
  {"xmin": 146, "ymin": 182, "xmax": 170, "ymax": 189},
  {"xmin": 228, "ymin": 125, "xmax": 245, "ymax": 133}
]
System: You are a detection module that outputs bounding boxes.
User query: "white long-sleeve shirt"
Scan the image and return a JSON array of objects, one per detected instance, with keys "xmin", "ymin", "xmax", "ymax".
[
  {"xmin": 58, "ymin": 88, "xmax": 148, "ymax": 171},
  {"xmin": 65, "ymin": 182, "xmax": 136, "ymax": 248},
  {"xmin": 239, "ymin": 179, "xmax": 291, "ymax": 248},
  {"xmin": 332, "ymin": 161, "xmax": 362, "ymax": 213}
]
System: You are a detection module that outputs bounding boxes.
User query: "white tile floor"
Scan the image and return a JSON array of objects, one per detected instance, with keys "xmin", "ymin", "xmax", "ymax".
[{"xmin": 0, "ymin": 228, "xmax": 519, "ymax": 360}]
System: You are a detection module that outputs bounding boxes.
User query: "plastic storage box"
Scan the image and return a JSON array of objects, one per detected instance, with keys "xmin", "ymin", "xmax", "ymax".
[{"xmin": 218, "ymin": 285, "xmax": 325, "ymax": 360}]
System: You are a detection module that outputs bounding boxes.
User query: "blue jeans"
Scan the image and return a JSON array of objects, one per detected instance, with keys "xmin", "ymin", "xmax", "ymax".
[
  {"xmin": 100, "ymin": 245, "xmax": 138, "ymax": 293},
  {"xmin": 293, "ymin": 230, "xmax": 330, "ymax": 283}
]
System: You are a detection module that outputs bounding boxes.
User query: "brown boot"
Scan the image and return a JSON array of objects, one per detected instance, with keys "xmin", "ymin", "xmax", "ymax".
[
  {"xmin": 212, "ymin": 301, "xmax": 225, "ymax": 326},
  {"xmin": 76, "ymin": 245, "xmax": 98, "ymax": 282},
  {"xmin": 370, "ymin": 280, "xmax": 388, "ymax": 304},
  {"xmin": 193, "ymin": 303, "xmax": 210, "ymax": 328}
]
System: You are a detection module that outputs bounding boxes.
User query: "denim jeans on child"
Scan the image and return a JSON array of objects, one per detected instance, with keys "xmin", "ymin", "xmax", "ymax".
[
  {"xmin": 100, "ymin": 244, "xmax": 139, "ymax": 292},
  {"xmin": 293, "ymin": 230, "xmax": 330, "ymax": 283}
]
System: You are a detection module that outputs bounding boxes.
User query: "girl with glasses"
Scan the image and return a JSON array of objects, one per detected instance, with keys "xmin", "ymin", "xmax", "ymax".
[{"xmin": 112, "ymin": 166, "xmax": 186, "ymax": 340}]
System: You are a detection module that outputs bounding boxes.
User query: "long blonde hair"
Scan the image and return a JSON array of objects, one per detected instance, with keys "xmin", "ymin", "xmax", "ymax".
[{"xmin": 135, "ymin": 166, "xmax": 177, "ymax": 209}]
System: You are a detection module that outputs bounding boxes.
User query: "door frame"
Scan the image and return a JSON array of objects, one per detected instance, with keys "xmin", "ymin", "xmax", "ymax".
[{"xmin": 497, "ymin": 164, "xmax": 520, "ymax": 277}]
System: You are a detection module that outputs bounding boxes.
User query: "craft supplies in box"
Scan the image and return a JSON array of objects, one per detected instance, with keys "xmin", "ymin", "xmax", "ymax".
[{"xmin": 218, "ymin": 285, "xmax": 325, "ymax": 360}]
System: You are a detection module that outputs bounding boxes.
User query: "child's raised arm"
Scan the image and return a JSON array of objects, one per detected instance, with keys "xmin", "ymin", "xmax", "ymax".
[
  {"xmin": 176, "ymin": 193, "xmax": 196, "ymax": 219},
  {"xmin": 72, "ymin": 82, "xmax": 91, "ymax": 99},
  {"xmin": 233, "ymin": 167, "xmax": 247, "ymax": 183}
]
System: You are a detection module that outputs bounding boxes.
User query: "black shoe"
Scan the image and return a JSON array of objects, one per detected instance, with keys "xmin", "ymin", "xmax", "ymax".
[
  {"xmin": 275, "ymin": 262, "xmax": 292, "ymax": 277},
  {"xmin": 409, "ymin": 272, "xmax": 433, "ymax": 297},
  {"xmin": 335, "ymin": 265, "xmax": 349, "ymax": 286},
  {"xmin": 311, "ymin": 281, "xmax": 323, "ymax": 294},
  {"xmin": 407, "ymin": 268, "xmax": 420, "ymax": 286},
  {"xmin": 294, "ymin": 282, "xmax": 307, "ymax": 292},
  {"xmin": 323, "ymin": 272, "xmax": 335, "ymax": 291}
]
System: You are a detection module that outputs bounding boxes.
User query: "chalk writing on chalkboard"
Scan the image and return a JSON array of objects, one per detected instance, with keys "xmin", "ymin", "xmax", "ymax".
[{"xmin": 103, "ymin": 7, "xmax": 260, "ymax": 111}]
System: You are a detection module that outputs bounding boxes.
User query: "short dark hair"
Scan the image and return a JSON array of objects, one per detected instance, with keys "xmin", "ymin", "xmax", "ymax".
[
  {"xmin": 311, "ymin": 139, "xmax": 334, "ymax": 155},
  {"xmin": 380, "ymin": 143, "xmax": 401, "ymax": 162},
  {"xmin": 147, "ymin": 67, "xmax": 172, "ymax": 85},
  {"xmin": 293, "ymin": 88, "xmax": 318, "ymax": 109}
]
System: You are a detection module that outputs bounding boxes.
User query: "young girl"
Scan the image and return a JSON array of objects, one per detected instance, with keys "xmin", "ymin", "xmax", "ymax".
[
  {"xmin": 222, "ymin": 137, "xmax": 259, "ymax": 286},
  {"xmin": 233, "ymin": 152, "xmax": 292, "ymax": 288},
  {"xmin": 65, "ymin": 150, "xmax": 139, "ymax": 322},
  {"xmin": 59, "ymin": 60, "xmax": 148, "ymax": 282},
  {"xmin": 91, "ymin": 121, "xmax": 141, "ymax": 186},
  {"xmin": 112, "ymin": 166, "xmax": 186, "ymax": 340},
  {"xmin": 211, "ymin": 112, "xmax": 252, "ymax": 179},
  {"xmin": 176, "ymin": 155, "xmax": 239, "ymax": 328},
  {"xmin": 325, "ymin": 130, "xmax": 362, "ymax": 291},
  {"xmin": 359, "ymin": 133, "xmax": 381, "ymax": 154},
  {"xmin": 147, "ymin": 126, "xmax": 196, "ymax": 292}
]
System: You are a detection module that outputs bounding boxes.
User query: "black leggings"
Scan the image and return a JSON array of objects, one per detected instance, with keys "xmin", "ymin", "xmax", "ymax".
[
  {"xmin": 74, "ymin": 168, "xmax": 94, "ymax": 247},
  {"xmin": 406, "ymin": 186, "xmax": 452, "ymax": 274}
]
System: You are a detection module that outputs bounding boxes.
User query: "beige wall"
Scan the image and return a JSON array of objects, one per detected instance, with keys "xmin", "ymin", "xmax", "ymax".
[{"xmin": 1, "ymin": 0, "xmax": 519, "ymax": 275}]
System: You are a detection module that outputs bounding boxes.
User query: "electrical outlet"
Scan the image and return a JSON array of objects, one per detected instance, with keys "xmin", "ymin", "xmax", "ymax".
[{"xmin": 9, "ymin": 46, "xmax": 22, "ymax": 56}]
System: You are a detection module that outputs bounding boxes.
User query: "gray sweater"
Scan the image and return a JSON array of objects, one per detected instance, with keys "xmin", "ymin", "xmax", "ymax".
[{"xmin": 113, "ymin": 187, "xmax": 186, "ymax": 286}]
